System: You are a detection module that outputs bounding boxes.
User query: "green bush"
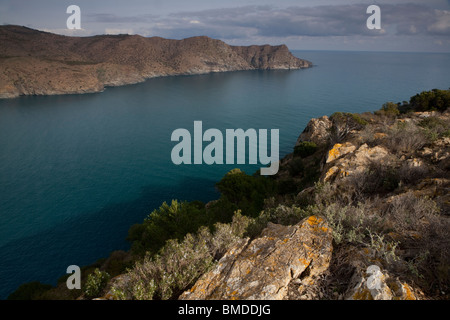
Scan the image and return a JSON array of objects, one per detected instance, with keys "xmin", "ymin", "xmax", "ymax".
[
  {"xmin": 215, "ymin": 169, "xmax": 276, "ymax": 217},
  {"xmin": 329, "ymin": 112, "xmax": 368, "ymax": 143},
  {"xmin": 100, "ymin": 250, "xmax": 133, "ymax": 277},
  {"xmin": 375, "ymin": 102, "xmax": 400, "ymax": 117},
  {"xmin": 7, "ymin": 282, "xmax": 53, "ymax": 300},
  {"xmin": 84, "ymin": 269, "xmax": 110, "ymax": 299},
  {"xmin": 112, "ymin": 211, "xmax": 252, "ymax": 300},
  {"xmin": 330, "ymin": 112, "xmax": 368, "ymax": 127},
  {"xmin": 276, "ymin": 177, "xmax": 298, "ymax": 195},
  {"xmin": 288, "ymin": 157, "xmax": 305, "ymax": 176},
  {"xmin": 418, "ymin": 116, "xmax": 450, "ymax": 142},
  {"xmin": 294, "ymin": 141, "xmax": 318, "ymax": 158},
  {"xmin": 409, "ymin": 89, "xmax": 450, "ymax": 112},
  {"xmin": 128, "ymin": 200, "xmax": 210, "ymax": 255},
  {"xmin": 128, "ymin": 170, "xmax": 275, "ymax": 256},
  {"xmin": 313, "ymin": 183, "xmax": 389, "ymax": 247}
]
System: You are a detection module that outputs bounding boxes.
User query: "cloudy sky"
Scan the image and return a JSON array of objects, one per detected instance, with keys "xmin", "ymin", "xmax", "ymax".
[{"xmin": 1, "ymin": 0, "xmax": 450, "ymax": 52}]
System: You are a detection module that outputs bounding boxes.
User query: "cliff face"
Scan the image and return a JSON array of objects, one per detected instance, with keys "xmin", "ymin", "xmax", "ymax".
[{"xmin": 0, "ymin": 25, "xmax": 312, "ymax": 98}]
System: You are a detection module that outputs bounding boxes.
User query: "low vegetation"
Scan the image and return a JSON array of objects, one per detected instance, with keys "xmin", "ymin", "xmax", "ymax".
[
  {"xmin": 84, "ymin": 269, "xmax": 110, "ymax": 299},
  {"xmin": 294, "ymin": 141, "xmax": 318, "ymax": 158},
  {"xmin": 113, "ymin": 212, "xmax": 251, "ymax": 300}
]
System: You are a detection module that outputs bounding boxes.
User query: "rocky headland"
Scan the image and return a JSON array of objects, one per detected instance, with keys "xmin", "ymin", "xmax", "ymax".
[{"xmin": 0, "ymin": 25, "xmax": 311, "ymax": 99}]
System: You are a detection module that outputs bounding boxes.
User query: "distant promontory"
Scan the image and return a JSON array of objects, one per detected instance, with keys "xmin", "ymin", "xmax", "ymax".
[{"xmin": 0, "ymin": 25, "xmax": 312, "ymax": 98}]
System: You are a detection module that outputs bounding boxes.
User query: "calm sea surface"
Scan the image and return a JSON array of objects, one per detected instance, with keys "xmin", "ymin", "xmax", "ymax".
[{"xmin": 0, "ymin": 51, "xmax": 449, "ymax": 298}]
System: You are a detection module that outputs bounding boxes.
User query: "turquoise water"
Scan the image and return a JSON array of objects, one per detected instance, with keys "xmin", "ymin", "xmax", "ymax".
[{"xmin": 0, "ymin": 51, "xmax": 449, "ymax": 298}]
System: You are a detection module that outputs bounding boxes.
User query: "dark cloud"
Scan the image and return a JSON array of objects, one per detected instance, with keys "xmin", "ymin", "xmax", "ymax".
[{"xmin": 149, "ymin": 3, "xmax": 450, "ymax": 40}]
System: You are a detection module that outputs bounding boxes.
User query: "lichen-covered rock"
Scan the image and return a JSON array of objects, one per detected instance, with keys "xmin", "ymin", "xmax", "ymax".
[
  {"xmin": 296, "ymin": 116, "xmax": 332, "ymax": 147},
  {"xmin": 352, "ymin": 144, "xmax": 389, "ymax": 167},
  {"xmin": 326, "ymin": 142, "xmax": 356, "ymax": 163},
  {"xmin": 322, "ymin": 143, "xmax": 390, "ymax": 182},
  {"xmin": 324, "ymin": 165, "xmax": 342, "ymax": 182},
  {"xmin": 179, "ymin": 216, "xmax": 333, "ymax": 300}
]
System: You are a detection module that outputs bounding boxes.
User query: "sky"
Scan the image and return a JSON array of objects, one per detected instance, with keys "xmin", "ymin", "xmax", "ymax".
[{"xmin": 1, "ymin": 0, "xmax": 449, "ymax": 52}]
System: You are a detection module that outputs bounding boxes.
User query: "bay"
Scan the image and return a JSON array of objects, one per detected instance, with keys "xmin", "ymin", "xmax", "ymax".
[{"xmin": 0, "ymin": 50, "xmax": 449, "ymax": 298}]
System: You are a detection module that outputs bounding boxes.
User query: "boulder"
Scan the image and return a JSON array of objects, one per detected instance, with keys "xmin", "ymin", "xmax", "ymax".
[
  {"xmin": 326, "ymin": 142, "xmax": 356, "ymax": 163},
  {"xmin": 180, "ymin": 216, "xmax": 333, "ymax": 300},
  {"xmin": 296, "ymin": 116, "xmax": 332, "ymax": 146},
  {"xmin": 322, "ymin": 143, "xmax": 390, "ymax": 182}
]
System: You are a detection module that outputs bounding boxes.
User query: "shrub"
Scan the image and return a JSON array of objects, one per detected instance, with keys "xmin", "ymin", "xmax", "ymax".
[
  {"xmin": 319, "ymin": 202, "xmax": 383, "ymax": 245},
  {"xmin": 7, "ymin": 282, "xmax": 53, "ymax": 300},
  {"xmin": 366, "ymin": 230, "xmax": 399, "ymax": 264},
  {"xmin": 84, "ymin": 269, "xmax": 110, "ymax": 299},
  {"xmin": 312, "ymin": 183, "xmax": 387, "ymax": 246},
  {"xmin": 112, "ymin": 211, "xmax": 253, "ymax": 300},
  {"xmin": 387, "ymin": 192, "xmax": 439, "ymax": 233},
  {"xmin": 246, "ymin": 205, "xmax": 311, "ymax": 238},
  {"xmin": 100, "ymin": 250, "xmax": 133, "ymax": 277},
  {"xmin": 276, "ymin": 177, "xmax": 298, "ymax": 195},
  {"xmin": 384, "ymin": 122, "xmax": 427, "ymax": 154},
  {"xmin": 329, "ymin": 112, "xmax": 368, "ymax": 144},
  {"xmin": 387, "ymin": 192, "xmax": 449, "ymax": 294},
  {"xmin": 359, "ymin": 124, "xmax": 377, "ymax": 145},
  {"xmin": 409, "ymin": 88, "xmax": 450, "ymax": 112},
  {"xmin": 215, "ymin": 169, "xmax": 276, "ymax": 216},
  {"xmin": 397, "ymin": 162, "xmax": 429, "ymax": 185},
  {"xmin": 375, "ymin": 102, "xmax": 400, "ymax": 117},
  {"xmin": 113, "ymin": 232, "xmax": 214, "ymax": 300},
  {"xmin": 128, "ymin": 200, "xmax": 210, "ymax": 256},
  {"xmin": 330, "ymin": 112, "xmax": 368, "ymax": 127},
  {"xmin": 418, "ymin": 116, "xmax": 450, "ymax": 142},
  {"xmin": 205, "ymin": 196, "xmax": 240, "ymax": 225},
  {"xmin": 344, "ymin": 160, "xmax": 400, "ymax": 198},
  {"xmin": 207, "ymin": 211, "xmax": 253, "ymax": 259},
  {"xmin": 294, "ymin": 141, "xmax": 318, "ymax": 158},
  {"xmin": 288, "ymin": 157, "xmax": 305, "ymax": 176}
]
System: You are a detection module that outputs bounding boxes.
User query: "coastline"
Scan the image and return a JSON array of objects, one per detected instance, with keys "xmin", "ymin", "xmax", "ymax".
[{"xmin": 0, "ymin": 25, "xmax": 312, "ymax": 99}]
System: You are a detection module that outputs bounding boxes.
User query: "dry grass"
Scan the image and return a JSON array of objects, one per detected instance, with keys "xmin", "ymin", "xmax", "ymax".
[{"xmin": 384, "ymin": 122, "xmax": 427, "ymax": 154}]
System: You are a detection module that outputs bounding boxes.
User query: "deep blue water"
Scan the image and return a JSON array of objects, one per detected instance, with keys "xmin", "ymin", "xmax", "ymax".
[{"xmin": 0, "ymin": 51, "xmax": 449, "ymax": 299}]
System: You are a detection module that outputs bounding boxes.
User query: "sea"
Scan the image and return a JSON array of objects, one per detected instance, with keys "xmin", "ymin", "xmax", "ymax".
[{"xmin": 0, "ymin": 50, "xmax": 449, "ymax": 299}]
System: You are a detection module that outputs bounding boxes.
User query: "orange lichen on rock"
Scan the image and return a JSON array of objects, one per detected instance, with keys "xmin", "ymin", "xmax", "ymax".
[
  {"xmin": 180, "ymin": 216, "xmax": 333, "ymax": 300},
  {"xmin": 326, "ymin": 142, "xmax": 356, "ymax": 163},
  {"xmin": 307, "ymin": 216, "xmax": 323, "ymax": 226},
  {"xmin": 403, "ymin": 284, "xmax": 416, "ymax": 300}
]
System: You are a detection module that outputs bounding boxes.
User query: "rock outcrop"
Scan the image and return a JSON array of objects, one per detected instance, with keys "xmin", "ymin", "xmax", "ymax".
[
  {"xmin": 326, "ymin": 142, "xmax": 357, "ymax": 163},
  {"xmin": 323, "ymin": 143, "xmax": 389, "ymax": 182},
  {"xmin": 296, "ymin": 116, "xmax": 332, "ymax": 146},
  {"xmin": 0, "ymin": 25, "xmax": 312, "ymax": 98},
  {"xmin": 180, "ymin": 216, "xmax": 333, "ymax": 300}
]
